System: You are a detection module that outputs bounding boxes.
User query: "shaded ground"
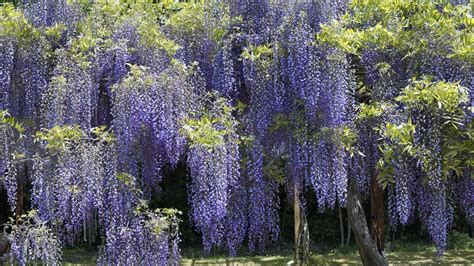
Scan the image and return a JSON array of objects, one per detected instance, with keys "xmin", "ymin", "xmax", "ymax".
[
  {"xmin": 62, "ymin": 249, "xmax": 473, "ymax": 265},
  {"xmin": 179, "ymin": 251, "xmax": 473, "ymax": 265}
]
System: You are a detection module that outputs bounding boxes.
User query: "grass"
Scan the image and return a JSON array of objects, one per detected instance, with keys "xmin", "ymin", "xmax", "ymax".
[
  {"xmin": 179, "ymin": 250, "xmax": 473, "ymax": 265},
  {"xmin": 63, "ymin": 248, "xmax": 96, "ymax": 266},
  {"xmin": 62, "ymin": 232, "xmax": 473, "ymax": 265},
  {"xmin": 62, "ymin": 246, "xmax": 473, "ymax": 265}
]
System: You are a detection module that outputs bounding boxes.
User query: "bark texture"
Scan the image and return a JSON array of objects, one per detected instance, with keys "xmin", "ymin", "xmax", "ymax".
[
  {"xmin": 294, "ymin": 184, "xmax": 309, "ymax": 265},
  {"xmin": 370, "ymin": 170, "xmax": 385, "ymax": 254},
  {"xmin": 347, "ymin": 181, "xmax": 387, "ymax": 266}
]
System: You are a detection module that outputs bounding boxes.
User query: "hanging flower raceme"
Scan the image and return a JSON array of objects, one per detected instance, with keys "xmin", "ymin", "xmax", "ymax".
[
  {"xmin": 350, "ymin": 102, "xmax": 389, "ymax": 194},
  {"xmin": 96, "ymin": 149, "xmax": 181, "ymax": 266},
  {"xmin": 415, "ymin": 180, "xmax": 452, "ymax": 256},
  {"xmin": 0, "ymin": 39, "xmax": 14, "ymax": 112},
  {"xmin": 181, "ymin": 95, "xmax": 242, "ymax": 254},
  {"xmin": 27, "ymin": 124, "xmax": 181, "ymax": 265},
  {"xmin": 212, "ymin": 39, "xmax": 238, "ymax": 99},
  {"xmin": 12, "ymin": 37, "xmax": 49, "ymax": 120},
  {"xmin": 0, "ymin": 4, "xmax": 50, "ymax": 120},
  {"xmin": 111, "ymin": 63, "xmax": 201, "ymax": 195},
  {"xmin": 5, "ymin": 210, "xmax": 62, "ymax": 266},
  {"xmin": 41, "ymin": 50, "xmax": 95, "ymax": 131},
  {"xmin": 390, "ymin": 157, "xmax": 417, "ymax": 225},
  {"xmin": 456, "ymin": 172, "xmax": 474, "ymax": 224},
  {"xmin": 241, "ymin": 43, "xmax": 279, "ymax": 138},
  {"xmin": 285, "ymin": 19, "xmax": 354, "ymax": 209},
  {"xmin": 229, "ymin": 0, "xmax": 269, "ymax": 34},
  {"xmin": 22, "ymin": 0, "xmax": 81, "ymax": 28},
  {"xmin": 286, "ymin": 11, "xmax": 323, "ymax": 121},
  {"xmin": 245, "ymin": 140, "xmax": 280, "ymax": 252},
  {"xmin": 31, "ymin": 126, "xmax": 113, "ymax": 242},
  {"xmin": 98, "ymin": 202, "xmax": 181, "ymax": 266},
  {"xmin": 31, "ymin": 125, "xmax": 136, "ymax": 245},
  {"xmin": 240, "ymin": 41, "xmax": 282, "ymax": 252},
  {"xmin": 377, "ymin": 78, "xmax": 470, "ymax": 255},
  {"xmin": 282, "ymin": 11, "xmax": 353, "ymax": 212},
  {"xmin": 293, "ymin": 127, "xmax": 350, "ymax": 211},
  {"xmin": 0, "ymin": 111, "xmax": 25, "ymax": 214}
]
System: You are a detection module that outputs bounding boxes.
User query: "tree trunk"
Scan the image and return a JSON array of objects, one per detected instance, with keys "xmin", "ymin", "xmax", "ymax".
[
  {"xmin": 370, "ymin": 170, "xmax": 384, "ymax": 254},
  {"xmin": 294, "ymin": 183, "xmax": 309, "ymax": 265},
  {"xmin": 339, "ymin": 204, "xmax": 344, "ymax": 247},
  {"xmin": 346, "ymin": 218, "xmax": 351, "ymax": 246},
  {"xmin": 347, "ymin": 181, "xmax": 387, "ymax": 266}
]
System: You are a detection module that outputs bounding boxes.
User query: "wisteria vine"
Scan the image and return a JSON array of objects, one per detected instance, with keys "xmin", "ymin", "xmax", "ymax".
[{"xmin": 0, "ymin": 0, "xmax": 471, "ymax": 264}]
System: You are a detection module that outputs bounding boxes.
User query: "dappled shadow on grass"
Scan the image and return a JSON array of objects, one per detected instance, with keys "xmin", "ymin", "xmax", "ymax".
[
  {"xmin": 63, "ymin": 248, "xmax": 97, "ymax": 266},
  {"xmin": 387, "ymin": 251, "xmax": 474, "ymax": 265},
  {"xmin": 180, "ymin": 246, "xmax": 293, "ymax": 266},
  {"xmin": 62, "ymin": 246, "xmax": 473, "ymax": 265},
  {"xmin": 181, "ymin": 255, "xmax": 290, "ymax": 266},
  {"xmin": 180, "ymin": 250, "xmax": 473, "ymax": 266}
]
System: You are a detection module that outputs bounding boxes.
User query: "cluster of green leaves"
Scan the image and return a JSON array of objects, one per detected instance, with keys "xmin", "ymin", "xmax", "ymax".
[
  {"xmin": 269, "ymin": 113, "xmax": 290, "ymax": 133},
  {"xmin": 116, "ymin": 172, "xmax": 136, "ymax": 187},
  {"xmin": 116, "ymin": 172, "xmax": 143, "ymax": 196},
  {"xmin": 181, "ymin": 115, "xmax": 227, "ymax": 147},
  {"xmin": 337, "ymin": 126, "xmax": 359, "ymax": 157},
  {"xmin": 168, "ymin": 0, "xmax": 241, "ymax": 43},
  {"xmin": 397, "ymin": 77, "xmax": 469, "ymax": 116},
  {"xmin": 168, "ymin": 1, "xmax": 205, "ymax": 35},
  {"xmin": 91, "ymin": 125, "xmax": 116, "ymax": 143},
  {"xmin": 34, "ymin": 125, "xmax": 85, "ymax": 155},
  {"xmin": 0, "ymin": 3, "xmax": 39, "ymax": 40},
  {"xmin": 138, "ymin": 15, "xmax": 181, "ymax": 57},
  {"xmin": 381, "ymin": 121, "xmax": 416, "ymax": 149},
  {"xmin": 0, "ymin": 110, "xmax": 25, "ymax": 136},
  {"xmin": 441, "ymin": 119, "xmax": 474, "ymax": 177},
  {"xmin": 242, "ymin": 43, "xmax": 274, "ymax": 69},
  {"xmin": 319, "ymin": 126, "xmax": 360, "ymax": 157},
  {"xmin": 181, "ymin": 95, "xmax": 237, "ymax": 149},
  {"xmin": 135, "ymin": 199, "xmax": 182, "ymax": 236},
  {"xmin": 4, "ymin": 209, "xmax": 62, "ymax": 263},
  {"xmin": 67, "ymin": 0, "xmax": 184, "ymax": 61},
  {"xmin": 124, "ymin": 64, "xmax": 154, "ymax": 87},
  {"xmin": 377, "ymin": 120, "xmax": 416, "ymax": 188},
  {"xmin": 208, "ymin": 3, "xmax": 241, "ymax": 43},
  {"xmin": 376, "ymin": 76, "xmax": 471, "ymax": 186},
  {"xmin": 0, "ymin": 110, "xmax": 26, "ymax": 172},
  {"xmin": 34, "ymin": 125, "xmax": 114, "ymax": 155},
  {"xmin": 44, "ymin": 23, "xmax": 66, "ymax": 42},
  {"xmin": 114, "ymin": 64, "xmax": 161, "ymax": 98},
  {"xmin": 357, "ymin": 102, "xmax": 392, "ymax": 120},
  {"xmin": 318, "ymin": 0, "xmax": 473, "ymax": 61},
  {"xmin": 47, "ymin": 73, "xmax": 66, "ymax": 97},
  {"xmin": 263, "ymin": 155, "xmax": 287, "ymax": 185}
]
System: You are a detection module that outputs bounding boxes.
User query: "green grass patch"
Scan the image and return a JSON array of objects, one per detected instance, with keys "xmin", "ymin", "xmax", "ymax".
[{"xmin": 63, "ymin": 238, "xmax": 473, "ymax": 265}]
